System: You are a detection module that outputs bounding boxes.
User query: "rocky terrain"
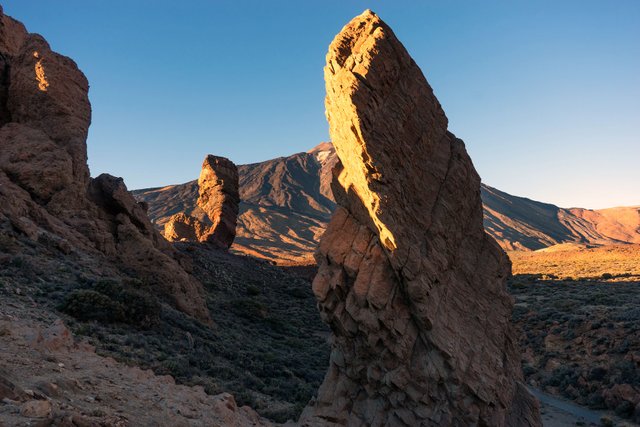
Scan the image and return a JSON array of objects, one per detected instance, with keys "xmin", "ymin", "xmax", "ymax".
[
  {"xmin": 136, "ymin": 143, "xmax": 640, "ymax": 264},
  {"xmin": 164, "ymin": 155, "xmax": 239, "ymax": 248},
  {"xmin": 0, "ymin": 234, "xmax": 329, "ymax": 423},
  {"xmin": 134, "ymin": 142, "xmax": 338, "ymax": 265},
  {"xmin": 506, "ymin": 243, "xmax": 640, "ymax": 425},
  {"xmin": 510, "ymin": 243, "xmax": 640, "ymax": 280},
  {"xmin": 0, "ymin": 6, "xmax": 321, "ymax": 425},
  {"xmin": 0, "ymin": 6, "xmax": 209, "ymax": 323},
  {"xmin": 300, "ymin": 10, "xmax": 540, "ymax": 426},
  {"xmin": 0, "ymin": 301, "xmax": 270, "ymax": 427},
  {"xmin": 483, "ymin": 186, "xmax": 640, "ymax": 251},
  {"xmin": 510, "ymin": 273, "xmax": 640, "ymax": 424},
  {"xmin": 3, "ymin": 4, "xmax": 639, "ymax": 427}
]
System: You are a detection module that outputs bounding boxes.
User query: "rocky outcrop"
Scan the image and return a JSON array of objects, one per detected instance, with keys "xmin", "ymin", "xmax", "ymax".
[
  {"xmin": 300, "ymin": 10, "xmax": 541, "ymax": 426},
  {"xmin": 163, "ymin": 155, "xmax": 239, "ymax": 248},
  {"xmin": 136, "ymin": 141, "xmax": 640, "ymax": 264},
  {"xmin": 0, "ymin": 7, "xmax": 210, "ymax": 323},
  {"xmin": 197, "ymin": 155, "xmax": 240, "ymax": 247},
  {"xmin": 137, "ymin": 143, "xmax": 337, "ymax": 264},
  {"xmin": 164, "ymin": 212, "xmax": 204, "ymax": 242}
]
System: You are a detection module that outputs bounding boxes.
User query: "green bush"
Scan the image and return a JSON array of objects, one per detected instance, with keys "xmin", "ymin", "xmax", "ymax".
[
  {"xmin": 60, "ymin": 290, "xmax": 126, "ymax": 323},
  {"xmin": 246, "ymin": 285, "xmax": 261, "ymax": 296},
  {"xmin": 94, "ymin": 280, "xmax": 160, "ymax": 326},
  {"xmin": 60, "ymin": 279, "xmax": 160, "ymax": 327}
]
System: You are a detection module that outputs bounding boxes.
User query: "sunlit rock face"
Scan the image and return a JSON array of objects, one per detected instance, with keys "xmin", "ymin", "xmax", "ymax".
[
  {"xmin": 197, "ymin": 155, "xmax": 240, "ymax": 248},
  {"xmin": 0, "ymin": 6, "xmax": 211, "ymax": 323},
  {"xmin": 300, "ymin": 10, "xmax": 541, "ymax": 426},
  {"xmin": 164, "ymin": 155, "xmax": 239, "ymax": 249}
]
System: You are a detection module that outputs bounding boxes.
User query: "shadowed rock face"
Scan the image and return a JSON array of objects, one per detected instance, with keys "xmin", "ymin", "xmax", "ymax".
[
  {"xmin": 0, "ymin": 7, "xmax": 210, "ymax": 323},
  {"xmin": 300, "ymin": 10, "xmax": 541, "ymax": 426},
  {"xmin": 163, "ymin": 155, "xmax": 239, "ymax": 248}
]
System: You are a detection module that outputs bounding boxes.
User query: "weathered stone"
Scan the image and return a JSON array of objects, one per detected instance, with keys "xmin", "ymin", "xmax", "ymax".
[
  {"xmin": 20, "ymin": 399, "xmax": 52, "ymax": 418},
  {"xmin": 0, "ymin": 370, "xmax": 25, "ymax": 401},
  {"xmin": 163, "ymin": 155, "xmax": 239, "ymax": 248},
  {"xmin": 197, "ymin": 155, "xmax": 239, "ymax": 247},
  {"xmin": 300, "ymin": 10, "xmax": 541, "ymax": 426},
  {"xmin": 0, "ymin": 7, "xmax": 210, "ymax": 323},
  {"xmin": 163, "ymin": 212, "xmax": 203, "ymax": 242}
]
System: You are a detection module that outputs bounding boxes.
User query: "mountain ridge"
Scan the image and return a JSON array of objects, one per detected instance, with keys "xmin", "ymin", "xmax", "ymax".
[{"xmin": 133, "ymin": 143, "xmax": 640, "ymax": 264}]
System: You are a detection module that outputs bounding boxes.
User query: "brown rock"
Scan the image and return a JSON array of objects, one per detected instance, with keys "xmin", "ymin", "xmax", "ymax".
[
  {"xmin": 0, "ymin": 124, "xmax": 73, "ymax": 203},
  {"xmin": 163, "ymin": 155, "xmax": 239, "ymax": 248},
  {"xmin": 20, "ymin": 399, "xmax": 52, "ymax": 418},
  {"xmin": 164, "ymin": 212, "xmax": 204, "ymax": 242},
  {"xmin": 603, "ymin": 384, "xmax": 640, "ymax": 408},
  {"xmin": 31, "ymin": 319, "xmax": 74, "ymax": 353},
  {"xmin": 0, "ymin": 370, "xmax": 25, "ymax": 401},
  {"xmin": 197, "ymin": 155, "xmax": 239, "ymax": 248},
  {"xmin": 0, "ymin": 7, "xmax": 210, "ymax": 323},
  {"xmin": 300, "ymin": 10, "xmax": 541, "ymax": 426}
]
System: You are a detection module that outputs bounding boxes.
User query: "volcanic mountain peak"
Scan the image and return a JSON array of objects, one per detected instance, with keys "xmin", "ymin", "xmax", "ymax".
[{"xmin": 135, "ymin": 142, "xmax": 640, "ymax": 265}]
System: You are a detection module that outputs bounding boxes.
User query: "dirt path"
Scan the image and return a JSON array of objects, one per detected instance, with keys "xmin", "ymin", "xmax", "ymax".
[{"xmin": 531, "ymin": 387, "xmax": 637, "ymax": 427}]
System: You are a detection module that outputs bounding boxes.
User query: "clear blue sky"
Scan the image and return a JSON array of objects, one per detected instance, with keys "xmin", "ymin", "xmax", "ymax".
[{"xmin": 3, "ymin": 1, "xmax": 639, "ymax": 209}]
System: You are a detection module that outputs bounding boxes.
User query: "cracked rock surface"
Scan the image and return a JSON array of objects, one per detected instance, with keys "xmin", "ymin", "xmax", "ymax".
[
  {"xmin": 300, "ymin": 10, "xmax": 542, "ymax": 427},
  {"xmin": 164, "ymin": 155, "xmax": 239, "ymax": 249}
]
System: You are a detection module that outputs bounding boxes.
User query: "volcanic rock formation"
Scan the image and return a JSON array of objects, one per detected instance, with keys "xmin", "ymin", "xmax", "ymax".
[
  {"xmin": 300, "ymin": 10, "xmax": 541, "ymax": 426},
  {"xmin": 136, "ymin": 142, "xmax": 338, "ymax": 264},
  {"xmin": 135, "ymin": 140, "xmax": 640, "ymax": 264},
  {"xmin": 163, "ymin": 155, "xmax": 239, "ymax": 248},
  {"xmin": 0, "ymin": 6, "xmax": 210, "ymax": 323}
]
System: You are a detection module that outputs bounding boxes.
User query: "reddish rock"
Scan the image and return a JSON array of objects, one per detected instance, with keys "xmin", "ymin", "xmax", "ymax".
[
  {"xmin": 164, "ymin": 212, "xmax": 203, "ymax": 242},
  {"xmin": 0, "ymin": 7, "xmax": 210, "ymax": 323},
  {"xmin": 300, "ymin": 10, "xmax": 541, "ymax": 426},
  {"xmin": 197, "ymin": 155, "xmax": 240, "ymax": 248},
  {"xmin": 603, "ymin": 384, "xmax": 640, "ymax": 408},
  {"xmin": 20, "ymin": 399, "xmax": 52, "ymax": 418},
  {"xmin": 163, "ymin": 155, "xmax": 239, "ymax": 249}
]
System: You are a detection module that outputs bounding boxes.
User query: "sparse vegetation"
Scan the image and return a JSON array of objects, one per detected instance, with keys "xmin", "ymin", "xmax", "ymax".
[
  {"xmin": 509, "ymin": 273, "xmax": 640, "ymax": 423},
  {"xmin": 7, "ymin": 221, "xmax": 638, "ymax": 423},
  {"xmin": 60, "ymin": 279, "xmax": 160, "ymax": 327},
  {"xmin": 509, "ymin": 244, "xmax": 640, "ymax": 280},
  {"xmin": 54, "ymin": 245, "xmax": 329, "ymax": 423}
]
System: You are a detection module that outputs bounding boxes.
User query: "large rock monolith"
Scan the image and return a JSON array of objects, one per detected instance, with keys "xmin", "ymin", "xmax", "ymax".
[
  {"xmin": 300, "ymin": 10, "xmax": 541, "ymax": 426},
  {"xmin": 196, "ymin": 155, "xmax": 240, "ymax": 248},
  {"xmin": 164, "ymin": 155, "xmax": 239, "ymax": 248}
]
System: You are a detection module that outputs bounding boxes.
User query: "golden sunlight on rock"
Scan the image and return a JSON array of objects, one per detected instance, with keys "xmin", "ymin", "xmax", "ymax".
[{"xmin": 33, "ymin": 51, "xmax": 49, "ymax": 91}]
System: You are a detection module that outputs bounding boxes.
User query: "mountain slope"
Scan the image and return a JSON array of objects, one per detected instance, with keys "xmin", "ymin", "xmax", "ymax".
[
  {"xmin": 134, "ymin": 143, "xmax": 338, "ymax": 264},
  {"xmin": 483, "ymin": 185, "xmax": 640, "ymax": 250},
  {"xmin": 134, "ymin": 143, "xmax": 640, "ymax": 264}
]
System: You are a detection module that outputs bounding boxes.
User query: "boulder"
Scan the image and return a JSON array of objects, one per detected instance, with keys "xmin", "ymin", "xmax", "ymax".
[
  {"xmin": 300, "ymin": 10, "xmax": 541, "ymax": 426},
  {"xmin": 164, "ymin": 212, "xmax": 203, "ymax": 242},
  {"xmin": 20, "ymin": 399, "xmax": 52, "ymax": 418}
]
